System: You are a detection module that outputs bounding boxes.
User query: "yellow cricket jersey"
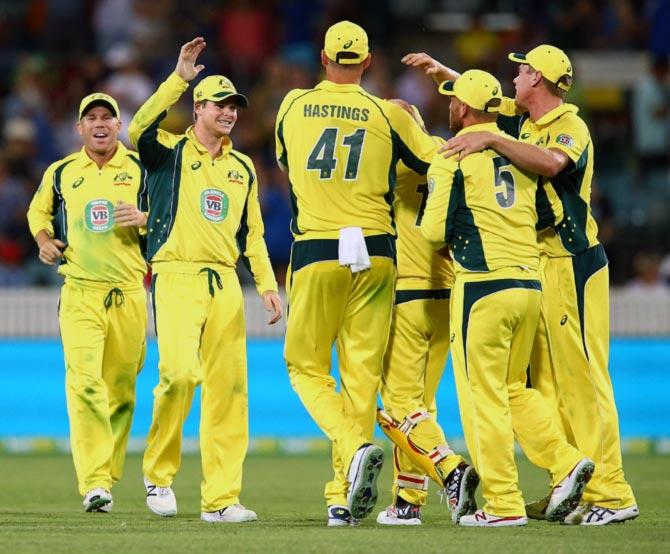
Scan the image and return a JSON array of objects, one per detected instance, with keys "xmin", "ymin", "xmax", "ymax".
[
  {"xmin": 498, "ymin": 101, "xmax": 598, "ymax": 257},
  {"xmin": 27, "ymin": 142, "xmax": 148, "ymax": 287},
  {"xmin": 275, "ymin": 80, "xmax": 437, "ymax": 240},
  {"xmin": 394, "ymin": 136, "xmax": 454, "ymax": 291},
  {"xmin": 128, "ymin": 72, "xmax": 277, "ymax": 294},
  {"xmin": 421, "ymin": 123, "xmax": 542, "ymax": 274}
]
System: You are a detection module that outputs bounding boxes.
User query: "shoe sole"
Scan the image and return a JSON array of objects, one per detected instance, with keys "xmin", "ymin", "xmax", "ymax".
[
  {"xmin": 347, "ymin": 446, "xmax": 384, "ymax": 520},
  {"xmin": 546, "ymin": 461, "xmax": 595, "ymax": 522},
  {"xmin": 85, "ymin": 497, "xmax": 112, "ymax": 512},
  {"xmin": 147, "ymin": 501, "xmax": 177, "ymax": 517},
  {"xmin": 452, "ymin": 467, "xmax": 480, "ymax": 524},
  {"xmin": 460, "ymin": 517, "xmax": 528, "ymax": 528}
]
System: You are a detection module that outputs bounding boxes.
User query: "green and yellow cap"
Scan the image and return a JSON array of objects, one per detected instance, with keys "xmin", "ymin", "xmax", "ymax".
[
  {"xmin": 324, "ymin": 20, "xmax": 369, "ymax": 65},
  {"xmin": 438, "ymin": 69, "xmax": 503, "ymax": 112},
  {"xmin": 193, "ymin": 75, "xmax": 249, "ymax": 108},
  {"xmin": 78, "ymin": 93, "xmax": 120, "ymax": 119},
  {"xmin": 508, "ymin": 45, "xmax": 573, "ymax": 91}
]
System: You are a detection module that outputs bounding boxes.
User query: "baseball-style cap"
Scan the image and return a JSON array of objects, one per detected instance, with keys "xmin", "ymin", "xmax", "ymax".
[
  {"xmin": 324, "ymin": 20, "xmax": 369, "ymax": 65},
  {"xmin": 508, "ymin": 45, "xmax": 573, "ymax": 91},
  {"xmin": 438, "ymin": 69, "xmax": 503, "ymax": 112},
  {"xmin": 78, "ymin": 93, "xmax": 120, "ymax": 119},
  {"xmin": 193, "ymin": 75, "xmax": 249, "ymax": 108}
]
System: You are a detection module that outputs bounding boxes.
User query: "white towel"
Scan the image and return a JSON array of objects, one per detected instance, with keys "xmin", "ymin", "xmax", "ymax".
[{"xmin": 338, "ymin": 227, "xmax": 371, "ymax": 273}]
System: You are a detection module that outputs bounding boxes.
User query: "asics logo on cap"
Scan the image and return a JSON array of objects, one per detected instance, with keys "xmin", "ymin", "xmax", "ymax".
[{"xmin": 343, "ymin": 40, "xmax": 353, "ymax": 49}]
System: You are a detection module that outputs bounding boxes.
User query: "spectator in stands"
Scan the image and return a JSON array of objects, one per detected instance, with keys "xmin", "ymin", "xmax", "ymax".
[
  {"xmin": 632, "ymin": 55, "xmax": 670, "ymax": 174},
  {"xmin": 626, "ymin": 251, "xmax": 670, "ymax": 294}
]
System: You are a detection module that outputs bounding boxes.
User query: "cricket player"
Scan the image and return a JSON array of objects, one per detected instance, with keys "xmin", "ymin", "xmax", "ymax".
[
  {"xmin": 413, "ymin": 46, "xmax": 638, "ymax": 525},
  {"xmin": 27, "ymin": 93, "xmax": 148, "ymax": 512},
  {"xmin": 421, "ymin": 69, "xmax": 595, "ymax": 527},
  {"xmin": 128, "ymin": 37, "xmax": 282, "ymax": 523},
  {"xmin": 275, "ymin": 21, "xmax": 437, "ymax": 526},
  {"xmin": 376, "ymin": 100, "xmax": 478, "ymax": 526}
]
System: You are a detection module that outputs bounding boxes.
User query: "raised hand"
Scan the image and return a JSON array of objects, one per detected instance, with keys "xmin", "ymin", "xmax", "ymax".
[
  {"xmin": 175, "ymin": 37, "xmax": 207, "ymax": 82},
  {"xmin": 401, "ymin": 52, "xmax": 460, "ymax": 84}
]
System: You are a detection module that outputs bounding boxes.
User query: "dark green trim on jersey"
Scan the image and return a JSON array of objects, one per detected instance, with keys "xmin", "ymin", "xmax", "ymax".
[
  {"xmin": 447, "ymin": 168, "xmax": 488, "ymax": 272},
  {"xmin": 145, "ymin": 137, "xmax": 187, "ymax": 261},
  {"xmin": 231, "ymin": 152, "xmax": 254, "ymax": 274},
  {"xmin": 128, "ymin": 154, "xmax": 148, "ymax": 258},
  {"xmin": 535, "ymin": 178, "xmax": 558, "ymax": 230},
  {"xmin": 276, "ymin": 89, "xmax": 320, "ymax": 236},
  {"xmin": 553, "ymin": 146, "xmax": 591, "ymax": 254},
  {"xmin": 461, "ymin": 278, "xmax": 542, "ymax": 371},
  {"xmin": 571, "ymin": 243, "xmax": 608, "ymax": 360},
  {"xmin": 150, "ymin": 274, "xmax": 158, "ymax": 336},
  {"xmin": 136, "ymin": 111, "xmax": 173, "ymax": 171},
  {"xmin": 395, "ymin": 288, "xmax": 450, "ymax": 305},
  {"xmin": 290, "ymin": 233, "xmax": 396, "ymax": 274},
  {"xmin": 52, "ymin": 159, "xmax": 75, "ymax": 258},
  {"xmin": 496, "ymin": 113, "xmax": 528, "ymax": 139}
]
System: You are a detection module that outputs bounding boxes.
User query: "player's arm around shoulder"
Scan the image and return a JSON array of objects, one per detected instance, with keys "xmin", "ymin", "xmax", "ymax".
[
  {"xmin": 420, "ymin": 154, "xmax": 460, "ymax": 249},
  {"xmin": 384, "ymin": 101, "xmax": 437, "ymax": 173}
]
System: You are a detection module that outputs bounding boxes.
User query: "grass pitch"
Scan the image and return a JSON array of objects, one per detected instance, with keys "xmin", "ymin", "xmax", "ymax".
[{"xmin": 0, "ymin": 453, "xmax": 667, "ymax": 553}]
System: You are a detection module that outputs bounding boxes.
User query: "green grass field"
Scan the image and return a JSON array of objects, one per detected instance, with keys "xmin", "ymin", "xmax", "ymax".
[{"xmin": 0, "ymin": 453, "xmax": 667, "ymax": 553}]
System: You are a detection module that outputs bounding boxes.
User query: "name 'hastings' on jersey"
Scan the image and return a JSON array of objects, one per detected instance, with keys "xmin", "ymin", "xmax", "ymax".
[{"xmin": 303, "ymin": 103, "xmax": 370, "ymax": 121}]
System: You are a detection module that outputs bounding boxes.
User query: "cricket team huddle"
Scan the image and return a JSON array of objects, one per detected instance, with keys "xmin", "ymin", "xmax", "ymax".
[{"xmin": 26, "ymin": 20, "xmax": 639, "ymax": 527}]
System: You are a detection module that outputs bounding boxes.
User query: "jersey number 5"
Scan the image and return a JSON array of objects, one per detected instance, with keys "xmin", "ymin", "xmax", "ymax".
[
  {"xmin": 493, "ymin": 156, "xmax": 515, "ymax": 208},
  {"xmin": 307, "ymin": 128, "xmax": 366, "ymax": 180}
]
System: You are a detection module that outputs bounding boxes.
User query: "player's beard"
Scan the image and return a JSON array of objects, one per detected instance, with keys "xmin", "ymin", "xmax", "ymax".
[{"xmin": 449, "ymin": 112, "xmax": 463, "ymax": 134}]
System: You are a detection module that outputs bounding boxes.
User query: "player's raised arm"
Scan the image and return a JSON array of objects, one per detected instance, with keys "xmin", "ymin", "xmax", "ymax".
[
  {"xmin": 128, "ymin": 38, "xmax": 207, "ymax": 168},
  {"xmin": 401, "ymin": 52, "xmax": 461, "ymax": 84}
]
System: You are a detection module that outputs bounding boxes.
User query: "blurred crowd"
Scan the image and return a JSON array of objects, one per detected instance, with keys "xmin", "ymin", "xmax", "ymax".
[{"xmin": 0, "ymin": 0, "xmax": 669, "ymax": 289}]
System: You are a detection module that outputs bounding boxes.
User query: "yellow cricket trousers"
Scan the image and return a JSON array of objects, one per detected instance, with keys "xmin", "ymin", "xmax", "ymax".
[
  {"xmin": 59, "ymin": 278, "xmax": 146, "ymax": 496},
  {"xmin": 143, "ymin": 268, "xmax": 249, "ymax": 512},
  {"xmin": 284, "ymin": 235, "xmax": 396, "ymax": 507},
  {"xmin": 380, "ymin": 290, "xmax": 464, "ymax": 506},
  {"xmin": 530, "ymin": 244, "xmax": 636, "ymax": 508},
  {"xmin": 450, "ymin": 268, "xmax": 584, "ymax": 517}
]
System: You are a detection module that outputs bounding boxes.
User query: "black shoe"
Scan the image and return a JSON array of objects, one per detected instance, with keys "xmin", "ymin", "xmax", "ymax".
[{"xmin": 443, "ymin": 463, "xmax": 479, "ymax": 523}]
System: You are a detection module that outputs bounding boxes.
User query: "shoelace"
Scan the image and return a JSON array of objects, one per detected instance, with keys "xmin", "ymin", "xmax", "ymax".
[
  {"xmin": 437, "ymin": 466, "xmax": 462, "ymax": 509},
  {"xmin": 389, "ymin": 503, "xmax": 420, "ymax": 519},
  {"xmin": 199, "ymin": 268, "xmax": 223, "ymax": 296},
  {"xmin": 103, "ymin": 287, "xmax": 125, "ymax": 310}
]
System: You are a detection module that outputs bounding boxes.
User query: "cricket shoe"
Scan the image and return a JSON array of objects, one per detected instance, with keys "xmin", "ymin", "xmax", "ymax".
[
  {"xmin": 376, "ymin": 498, "xmax": 422, "ymax": 526},
  {"xmin": 525, "ymin": 494, "xmax": 550, "ymax": 520},
  {"xmin": 546, "ymin": 458, "xmax": 595, "ymax": 522},
  {"xmin": 144, "ymin": 477, "xmax": 177, "ymax": 517},
  {"xmin": 83, "ymin": 488, "xmax": 113, "ymax": 512},
  {"xmin": 327, "ymin": 505, "xmax": 356, "ymax": 527},
  {"xmin": 201, "ymin": 504, "xmax": 257, "ymax": 523},
  {"xmin": 346, "ymin": 443, "xmax": 384, "ymax": 520},
  {"xmin": 459, "ymin": 509, "xmax": 528, "ymax": 527},
  {"xmin": 564, "ymin": 503, "xmax": 639, "ymax": 526},
  {"xmin": 442, "ymin": 462, "xmax": 479, "ymax": 523}
]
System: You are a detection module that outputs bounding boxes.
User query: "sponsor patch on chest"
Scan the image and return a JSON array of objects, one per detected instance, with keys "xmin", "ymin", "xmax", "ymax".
[
  {"xmin": 85, "ymin": 199, "xmax": 114, "ymax": 232},
  {"xmin": 200, "ymin": 188, "xmax": 229, "ymax": 222}
]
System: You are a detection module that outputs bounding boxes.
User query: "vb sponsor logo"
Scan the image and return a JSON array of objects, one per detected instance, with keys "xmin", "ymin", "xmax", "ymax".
[
  {"xmin": 85, "ymin": 199, "xmax": 114, "ymax": 232},
  {"xmin": 200, "ymin": 188, "xmax": 229, "ymax": 222}
]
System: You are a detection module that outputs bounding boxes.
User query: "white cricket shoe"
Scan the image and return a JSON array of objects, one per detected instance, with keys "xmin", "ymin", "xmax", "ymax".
[
  {"xmin": 376, "ymin": 502, "xmax": 422, "ymax": 526},
  {"xmin": 459, "ymin": 509, "xmax": 528, "ymax": 527},
  {"xmin": 565, "ymin": 503, "xmax": 640, "ymax": 525},
  {"xmin": 83, "ymin": 488, "xmax": 113, "ymax": 512},
  {"xmin": 327, "ymin": 505, "xmax": 355, "ymax": 527},
  {"xmin": 201, "ymin": 504, "xmax": 258, "ymax": 523},
  {"xmin": 144, "ymin": 477, "xmax": 177, "ymax": 517},
  {"xmin": 546, "ymin": 458, "xmax": 595, "ymax": 522},
  {"xmin": 346, "ymin": 443, "xmax": 384, "ymax": 520}
]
